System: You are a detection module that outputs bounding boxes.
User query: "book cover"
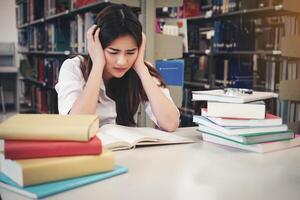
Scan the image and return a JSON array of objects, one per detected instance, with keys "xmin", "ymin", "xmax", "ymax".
[
  {"xmin": 0, "ymin": 114, "xmax": 99, "ymax": 142},
  {"xmin": 201, "ymin": 110, "xmax": 283, "ymax": 127},
  {"xmin": 192, "ymin": 89, "xmax": 278, "ymax": 103},
  {"xmin": 202, "ymin": 133, "xmax": 300, "ymax": 153},
  {"xmin": 0, "ymin": 136, "xmax": 102, "ymax": 159},
  {"xmin": 155, "ymin": 59, "xmax": 184, "ymax": 86},
  {"xmin": 0, "ymin": 150, "xmax": 114, "ymax": 187},
  {"xmin": 0, "ymin": 165, "xmax": 128, "ymax": 199}
]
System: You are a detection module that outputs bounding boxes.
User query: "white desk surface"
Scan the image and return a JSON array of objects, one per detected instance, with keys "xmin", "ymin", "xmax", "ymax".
[{"xmin": 1, "ymin": 127, "xmax": 300, "ymax": 200}]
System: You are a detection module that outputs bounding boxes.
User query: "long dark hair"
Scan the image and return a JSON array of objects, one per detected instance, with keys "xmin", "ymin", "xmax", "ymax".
[{"xmin": 79, "ymin": 4, "xmax": 166, "ymax": 126}]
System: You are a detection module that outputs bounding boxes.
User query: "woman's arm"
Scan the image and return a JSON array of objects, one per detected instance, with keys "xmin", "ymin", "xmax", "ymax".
[
  {"xmin": 133, "ymin": 33, "xmax": 180, "ymax": 132},
  {"xmin": 70, "ymin": 25, "xmax": 105, "ymax": 115}
]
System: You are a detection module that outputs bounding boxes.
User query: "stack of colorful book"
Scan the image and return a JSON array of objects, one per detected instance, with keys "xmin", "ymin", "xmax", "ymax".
[
  {"xmin": 192, "ymin": 89, "xmax": 300, "ymax": 153},
  {"xmin": 0, "ymin": 114, "xmax": 127, "ymax": 199}
]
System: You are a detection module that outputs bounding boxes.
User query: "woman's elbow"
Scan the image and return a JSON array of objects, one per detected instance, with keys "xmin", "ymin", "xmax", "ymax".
[{"xmin": 161, "ymin": 114, "xmax": 180, "ymax": 132}]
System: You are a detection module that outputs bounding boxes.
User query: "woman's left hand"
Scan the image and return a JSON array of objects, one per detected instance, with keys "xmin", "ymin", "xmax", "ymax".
[{"xmin": 133, "ymin": 32, "xmax": 147, "ymax": 74}]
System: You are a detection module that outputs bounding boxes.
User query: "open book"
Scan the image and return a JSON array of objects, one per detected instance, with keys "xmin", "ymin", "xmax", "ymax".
[{"xmin": 96, "ymin": 124, "xmax": 194, "ymax": 151}]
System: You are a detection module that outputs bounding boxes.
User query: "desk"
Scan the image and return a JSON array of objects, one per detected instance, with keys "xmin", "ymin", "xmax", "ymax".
[{"xmin": 1, "ymin": 127, "xmax": 300, "ymax": 200}]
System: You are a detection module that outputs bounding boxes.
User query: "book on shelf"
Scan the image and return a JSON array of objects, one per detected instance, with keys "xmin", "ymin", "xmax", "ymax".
[
  {"xmin": 96, "ymin": 124, "xmax": 194, "ymax": 151},
  {"xmin": 206, "ymin": 101, "xmax": 266, "ymax": 119},
  {"xmin": 202, "ymin": 133, "xmax": 300, "ymax": 153},
  {"xmin": 192, "ymin": 89, "xmax": 278, "ymax": 103},
  {"xmin": 201, "ymin": 109, "xmax": 283, "ymax": 127},
  {"xmin": 198, "ymin": 124, "xmax": 294, "ymax": 144},
  {"xmin": 74, "ymin": 0, "xmax": 97, "ymax": 9},
  {"xmin": 0, "ymin": 136, "xmax": 102, "ymax": 160},
  {"xmin": 193, "ymin": 116, "xmax": 288, "ymax": 136},
  {"xmin": 0, "ymin": 150, "xmax": 114, "ymax": 187},
  {"xmin": 156, "ymin": 59, "xmax": 184, "ymax": 86},
  {"xmin": 0, "ymin": 114, "xmax": 99, "ymax": 142},
  {"xmin": 0, "ymin": 165, "xmax": 127, "ymax": 199}
]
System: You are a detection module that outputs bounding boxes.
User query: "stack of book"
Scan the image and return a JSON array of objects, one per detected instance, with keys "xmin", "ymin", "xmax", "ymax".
[
  {"xmin": 192, "ymin": 89, "xmax": 300, "ymax": 153},
  {"xmin": 0, "ymin": 114, "xmax": 127, "ymax": 199}
]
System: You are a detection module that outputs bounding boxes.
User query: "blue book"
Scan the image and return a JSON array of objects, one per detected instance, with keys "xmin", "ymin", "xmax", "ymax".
[
  {"xmin": 156, "ymin": 59, "xmax": 184, "ymax": 86},
  {"xmin": 0, "ymin": 165, "xmax": 128, "ymax": 199}
]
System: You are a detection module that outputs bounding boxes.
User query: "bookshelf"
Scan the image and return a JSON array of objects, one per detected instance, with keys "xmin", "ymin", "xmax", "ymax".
[{"xmin": 174, "ymin": 0, "xmax": 300, "ymax": 126}]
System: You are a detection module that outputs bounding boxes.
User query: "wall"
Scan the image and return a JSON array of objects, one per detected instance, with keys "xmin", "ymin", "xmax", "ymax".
[{"xmin": 0, "ymin": 0, "xmax": 17, "ymax": 43}]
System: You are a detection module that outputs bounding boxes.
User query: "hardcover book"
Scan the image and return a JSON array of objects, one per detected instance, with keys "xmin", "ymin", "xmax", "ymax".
[
  {"xmin": 206, "ymin": 101, "xmax": 266, "ymax": 119},
  {"xmin": 0, "ymin": 136, "xmax": 102, "ymax": 159},
  {"xmin": 192, "ymin": 89, "xmax": 278, "ymax": 103},
  {"xmin": 201, "ymin": 109, "xmax": 283, "ymax": 127},
  {"xmin": 198, "ymin": 124, "xmax": 294, "ymax": 144},
  {"xmin": 202, "ymin": 133, "xmax": 300, "ymax": 153},
  {"xmin": 0, "ymin": 165, "xmax": 128, "ymax": 199},
  {"xmin": 193, "ymin": 116, "xmax": 288, "ymax": 136},
  {"xmin": 0, "ymin": 150, "xmax": 114, "ymax": 187},
  {"xmin": 0, "ymin": 114, "xmax": 99, "ymax": 141}
]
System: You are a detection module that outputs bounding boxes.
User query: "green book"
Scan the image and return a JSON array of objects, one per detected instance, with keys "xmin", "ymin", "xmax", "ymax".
[{"xmin": 197, "ymin": 124, "xmax": 294, "ymax": 145}]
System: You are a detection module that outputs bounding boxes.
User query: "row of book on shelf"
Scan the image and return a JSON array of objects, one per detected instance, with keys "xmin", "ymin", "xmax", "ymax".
[
  {"xmin": 192, "ymin": 89, "xmax": 300, "ymax": 153},
  {"xmin": 0, "ymin": 114, "xmax": 192, "ymax": 198},
  {"xmin": 186, "ymin": 15, "xmax": 297, "ymax": 53},
  {"xmin": 16, "ymin": 0, "xmax": 99, "ymax": 26},
  {"xmin": 180, "ymin": 0, "xmax": 282, "ymax": 18},
  {"xmin": 18, "ymin": 11, "xmax": 95, "ymax": 53}
]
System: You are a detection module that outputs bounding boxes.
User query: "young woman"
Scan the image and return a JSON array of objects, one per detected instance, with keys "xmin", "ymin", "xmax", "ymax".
[{"xmin": 55, "ymin": 4, "xmax": 179, "ymax": 132}]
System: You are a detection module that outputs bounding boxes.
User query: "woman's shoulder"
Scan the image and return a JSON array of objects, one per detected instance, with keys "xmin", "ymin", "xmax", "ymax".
[
  {"xmin": 59, "ymin": 56, "xmax": 84, "ymax": 80},
  {"xmin": 60, "ymin": 56, "xmax": 83, "ymax": 73}
]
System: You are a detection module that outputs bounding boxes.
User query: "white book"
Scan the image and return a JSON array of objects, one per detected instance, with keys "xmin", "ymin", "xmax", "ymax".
[
  {"xmin": 206, "ymin": 101, "xmax": 266, "ymax": 119},
  {"xmin": 193, "ymin": 116, "xmax": 288, "ymax": 136},
  {"xmin": 198, "ymin": 124, "xmax": 294, "ymax": 144},
  {"xmin": 192, "ymin": 89, "xmax": 278, "ymax": 103},
  {"xmin": 202, "ymin": 133, "xmax": 300, "ymax": 153},
  {"xmin": 201, "ymin": 109, "xmax": 282, "ymax": 127},
  {"xmin": 96, "ymin": 124, "xmax": 194, "ymax": 151}
]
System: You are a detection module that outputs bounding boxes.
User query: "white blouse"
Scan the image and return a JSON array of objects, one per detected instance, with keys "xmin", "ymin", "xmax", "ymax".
[{"xmin": 55, "ymin": 56, "xmax": 176, "ymax": 127}]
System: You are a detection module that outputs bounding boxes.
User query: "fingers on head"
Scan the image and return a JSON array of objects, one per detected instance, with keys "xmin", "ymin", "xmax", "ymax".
[
  {"xmin": 94, "ymin": 27, "xmax": 101, "ymax": 43},
  {"xmin": 87, "ymin": 25, "xmax": 98, "ymax": 41}
]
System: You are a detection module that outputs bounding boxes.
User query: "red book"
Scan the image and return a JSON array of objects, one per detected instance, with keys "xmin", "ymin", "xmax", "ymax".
[
  {"xmin": 201, "ymin": 108, "xmax": 282, "ymax": 127},
  {"xmin": 74, "ymin": 0, "xmax": 96, "ymax": 8},
  {"xmin": 1, "ymin": 137, "xmax": 102, "ymax": 159}
]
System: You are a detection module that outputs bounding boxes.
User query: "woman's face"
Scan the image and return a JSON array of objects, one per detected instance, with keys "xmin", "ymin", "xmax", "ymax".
[{"xmin": 103, "ymin": 34, "xmax": 138, "ymax": 81}]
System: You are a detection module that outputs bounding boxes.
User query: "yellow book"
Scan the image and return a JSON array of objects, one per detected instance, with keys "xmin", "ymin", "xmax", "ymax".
[
  {"xmin": 0, "ymin": 150, "xmax": 114, "ymax": 186},
  {"xmin": 0, "ymin": 114, "xmax": 99, "ymax": 141}
]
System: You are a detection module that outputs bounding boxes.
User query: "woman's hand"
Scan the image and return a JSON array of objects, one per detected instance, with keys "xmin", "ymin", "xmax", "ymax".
[
  {"xmin": 86, "ymin": 25, "xmax": 105, "ymax": 70},
  {"xmin": 133, "ymin": 32, "xmax": 147, "ymax": 75}
]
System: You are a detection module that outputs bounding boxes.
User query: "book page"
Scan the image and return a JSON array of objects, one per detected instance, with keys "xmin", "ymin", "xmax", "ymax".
[
  {"xmin": 99, "ymin": 124, "xmax": 193, "ymax": 148},
  {"xmin": 96, "ymin": 131, "xmax": 131, "ymax": 150}
]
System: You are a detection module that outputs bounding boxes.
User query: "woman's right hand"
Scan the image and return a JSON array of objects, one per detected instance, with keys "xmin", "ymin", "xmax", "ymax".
[{"xmin": 87, "ymin": 25, "xmax": 105, "ymax": 70}]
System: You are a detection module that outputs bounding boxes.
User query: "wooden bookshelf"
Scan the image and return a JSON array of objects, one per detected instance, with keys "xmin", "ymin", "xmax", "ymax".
[
  {"xmin": 279, "ymin": 79, "xmax": 300, "ymax": 101},
  {"xmin": 282, "ymin": 36, "xmax": 300, "ymax": 58}
]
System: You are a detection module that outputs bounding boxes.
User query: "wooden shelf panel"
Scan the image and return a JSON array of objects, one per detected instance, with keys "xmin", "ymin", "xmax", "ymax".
[{"xmin": 282, "ymin": 36, "xmax": 300, "ymax": 58}]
